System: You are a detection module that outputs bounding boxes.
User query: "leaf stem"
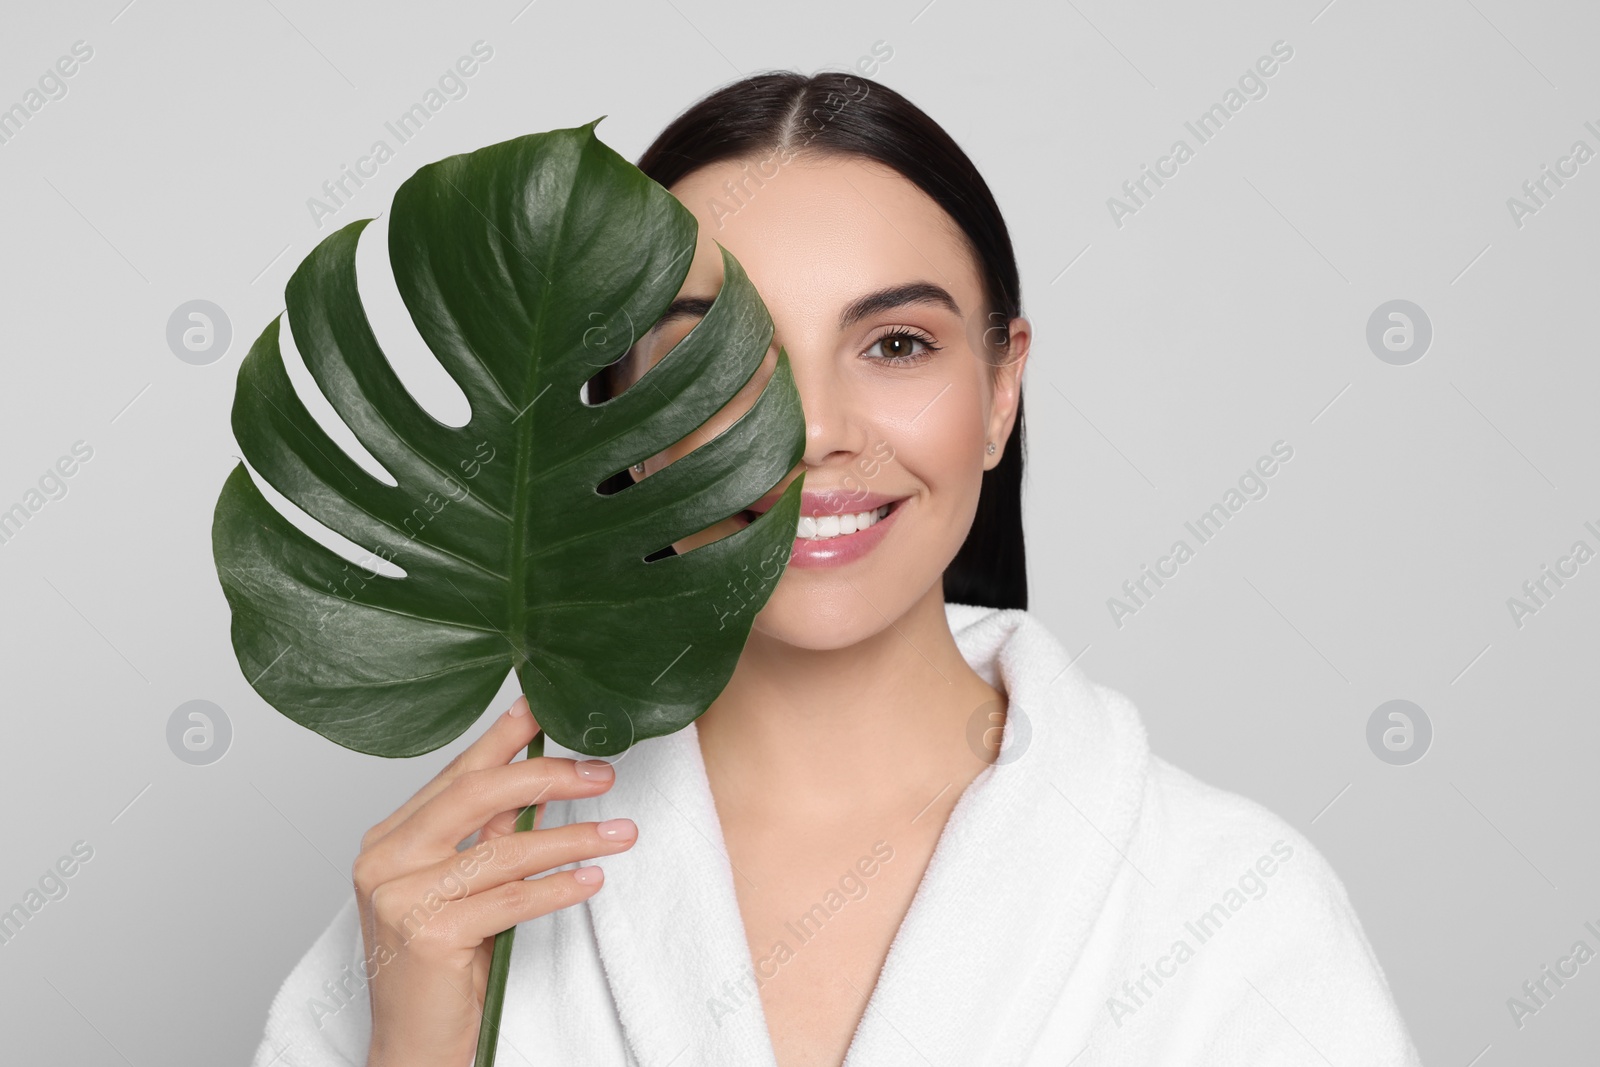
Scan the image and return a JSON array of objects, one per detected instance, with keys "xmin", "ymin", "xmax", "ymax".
[{"xmin": 473, "ymin": 729, "xmax": 545, "ymax": 1066}]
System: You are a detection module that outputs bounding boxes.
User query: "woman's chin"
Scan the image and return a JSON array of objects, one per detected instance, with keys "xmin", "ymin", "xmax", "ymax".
[
  {"xmin": 748, "ymin": 580, "xmax": 902, "ymax": 651},
  {"xmin": 751, "ymin": 611, "xmax": 872, "ymax": 652}
]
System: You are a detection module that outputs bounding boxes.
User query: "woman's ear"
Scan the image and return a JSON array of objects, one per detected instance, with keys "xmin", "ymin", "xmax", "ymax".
[{"xmin": 985, "ymin": 316, "xmax": 1031, "ymax": 467}]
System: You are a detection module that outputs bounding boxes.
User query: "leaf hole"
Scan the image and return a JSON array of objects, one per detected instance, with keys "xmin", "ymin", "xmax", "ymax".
[
  {"xmin": 238, "ymin": 453, "xmax": 408, "ymax": 580},
  {"xmin": 277, "ymin": 307, "xmax": 400, "ymax": 489},
  {"xmin": 356, "ymin": 215, "xmax": 473, "ymax": 428}
]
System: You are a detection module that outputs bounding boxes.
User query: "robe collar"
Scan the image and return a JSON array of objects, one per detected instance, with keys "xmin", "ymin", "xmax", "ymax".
[{"xmin": 571, "ymin": 602, "xmax": 1151, "ymax": 1066}]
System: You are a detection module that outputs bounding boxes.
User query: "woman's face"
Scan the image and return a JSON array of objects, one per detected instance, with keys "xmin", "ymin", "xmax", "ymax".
[{"xmin": 621, "ymin": 154, "xmax": 1029, "ymax": 650}]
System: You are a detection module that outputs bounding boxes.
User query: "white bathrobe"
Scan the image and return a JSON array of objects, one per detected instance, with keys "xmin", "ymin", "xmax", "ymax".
[{"xmin": 251, "ymin": 602, "xmax": 1423, "ymax": 1066}]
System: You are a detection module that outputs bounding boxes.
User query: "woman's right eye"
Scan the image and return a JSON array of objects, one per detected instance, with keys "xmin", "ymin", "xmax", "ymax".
[{"xmin": 863, "ymin": 328, "xmax": 941, "ymax": 366}]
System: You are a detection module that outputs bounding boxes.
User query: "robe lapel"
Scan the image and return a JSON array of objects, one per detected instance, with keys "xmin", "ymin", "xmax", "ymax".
[
  {"xmin": 837, "ymin": 606, "xmax": 1151, "ymax": 1066},
  {"xmin": 577, "ymin": 604, "xmax": 1150, "ymax": 1067},
  {"xmin": 577, "ymin": 717, "xmax": 780, "ymax": 1066}
]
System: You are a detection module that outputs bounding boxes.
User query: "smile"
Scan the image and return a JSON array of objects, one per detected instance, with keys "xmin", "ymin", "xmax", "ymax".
[
  {"xmin": 738, "ymin": 491, "xmax": 906, "ymax": 569},
  {"xmin": 759, "ymin": 503, "xmax": 894, "ymax": 540}
]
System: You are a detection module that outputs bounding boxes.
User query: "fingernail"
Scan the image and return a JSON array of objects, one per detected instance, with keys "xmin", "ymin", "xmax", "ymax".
[
  {"xmin": 575, "ymin": 759, "xmax": 614, "ymax": 781},
  {"xmin": 573, "ymin": 865, "xmax": 603, "ymax": 886},
  {"xmin": 508, "ymin": 699, "xmax": 528, "ymax": 718},
  {"xmin": 597, "ymin": 818, "xmax": 636, "ymax": 841}
]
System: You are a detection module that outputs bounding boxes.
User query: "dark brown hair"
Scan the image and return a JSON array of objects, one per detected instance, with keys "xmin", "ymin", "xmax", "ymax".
[{"xmin": 592, "ymin": 70, "xmax": 1027, "ymax": 610}]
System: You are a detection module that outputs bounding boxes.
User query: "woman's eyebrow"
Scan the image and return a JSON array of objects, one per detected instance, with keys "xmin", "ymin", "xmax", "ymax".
[
  {"xmin": 837, "ymin": 281, "xmax": 961, "ymax": 330},
  {"xmin": 650, "ymin": 296, "xmax": 715, "ymax": 333},
  {"xmin": 647, "ymin": 282, "xmax": 962, "ymax": 335}
]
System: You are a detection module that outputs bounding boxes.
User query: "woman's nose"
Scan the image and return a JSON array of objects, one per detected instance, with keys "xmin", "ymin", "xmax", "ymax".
[{"xmin": 783, "ymin": 342, "xmax": 864, "ymax": 469}]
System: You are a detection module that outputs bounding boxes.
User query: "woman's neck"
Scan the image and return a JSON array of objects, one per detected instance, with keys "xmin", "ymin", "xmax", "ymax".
[{"xmin": 694, "ymin": 584, "xmax": 1006, "ymax": 824}]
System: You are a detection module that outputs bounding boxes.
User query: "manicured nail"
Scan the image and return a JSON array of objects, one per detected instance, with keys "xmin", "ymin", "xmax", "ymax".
[
  {"xmin": 508, "ymin": 699, "xmax": 527, "ymax": 718},
  {"xmin": 573, "ymin": 865, "xmax": 603, "ymax": 886},
  {"xmin": 575, "ymin": 759, "xmax": 614, "ymax": 781},
  {"xmin": 597, "ymin": 818, "xmax": 636, "ymax": 842}
]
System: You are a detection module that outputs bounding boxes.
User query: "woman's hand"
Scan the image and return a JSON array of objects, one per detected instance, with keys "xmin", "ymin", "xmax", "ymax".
[{"xmin": 352, "ymin": 696, "xmax": 635, "ymax": 1067}]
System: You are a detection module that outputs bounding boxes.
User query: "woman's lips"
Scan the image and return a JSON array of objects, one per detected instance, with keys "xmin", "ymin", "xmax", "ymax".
[
  {"xmin": 738, "ymin": 489, "xmax": 907, "ymax": 569},
  {"xmin": 745, "ymin": 488, "xmax": 904, "ymax": 517}
]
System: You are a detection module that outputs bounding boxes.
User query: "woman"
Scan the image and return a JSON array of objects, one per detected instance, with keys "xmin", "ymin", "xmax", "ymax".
[{"xmin": 253, "ymin": 71, "xmax": 1421, "ymax": 1067}]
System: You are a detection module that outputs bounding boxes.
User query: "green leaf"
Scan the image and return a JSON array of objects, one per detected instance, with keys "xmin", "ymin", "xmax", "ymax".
[{"xmin": 212, "ymin": 117, "xmax": 805, "ymax": 759}]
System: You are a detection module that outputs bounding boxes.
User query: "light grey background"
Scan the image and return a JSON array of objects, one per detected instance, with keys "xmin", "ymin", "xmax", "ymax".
[{"xmin": 1, "ymin": 0, "xmax": 1595, "ymax": 1062}]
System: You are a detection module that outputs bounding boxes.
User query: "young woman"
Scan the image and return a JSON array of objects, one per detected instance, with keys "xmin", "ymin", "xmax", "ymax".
[{"xmin": 253, "ymin": 72, "xmax": 1422, "ymax": 1067}]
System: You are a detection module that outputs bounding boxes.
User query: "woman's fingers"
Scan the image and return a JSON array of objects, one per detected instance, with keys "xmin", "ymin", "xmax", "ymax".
[
  {"xmin": 476, "ymin": 802, "xmax": 543, "ymax": 843},
  {"xmin": 464, "ymin": 818, "xmax": 636, "ymax": 894},
  {"xmin": 355, "ymin": 755, "xmax": 616, "ymax": 891},
  {"xmin": 407, "ymin": 756, "xmax": 615, "ymax": 856},
  {"xmin": 366, "ymin": 820, "xmax": 635, "ymax": 952},
  {"xmin": 351, "ymin": 699, "xmax": 632, "ymax": 1067},
  {"xmin": 451, "ymin": 867, "xmax": 608, "ymax": 944},
  {"xmin": 377, "ymin": 867, "xmax": 611, "ymax": 953},
  {"xmin": 363, "ymin": 697, "xmax": 541, "ymax": 849}
]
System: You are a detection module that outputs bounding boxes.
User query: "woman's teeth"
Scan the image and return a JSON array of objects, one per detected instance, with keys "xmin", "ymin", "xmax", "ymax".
[{"xmin": 795, "ymin": 504, "xmax": 891, "ymax": 541}]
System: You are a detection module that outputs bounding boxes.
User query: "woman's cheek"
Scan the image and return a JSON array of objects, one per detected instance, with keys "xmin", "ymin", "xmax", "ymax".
[{"xmin": 895, "ymin": 380, "xmax": 988, "ymax": 484}]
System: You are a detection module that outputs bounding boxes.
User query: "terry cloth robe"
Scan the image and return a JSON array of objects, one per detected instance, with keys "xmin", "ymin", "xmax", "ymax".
[{"xmin": 251, "ymin": 601, "xmax": 1424, "ymax": 1067}]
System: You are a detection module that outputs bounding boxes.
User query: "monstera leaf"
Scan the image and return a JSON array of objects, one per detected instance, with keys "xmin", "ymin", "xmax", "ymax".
[
  {"xmin": 215, "ymin": 118, "xmax": 805, "ymax": 1064},
  {"xmin": 212, "ymin": 118, "xmax": 805, "ymax": 762}
]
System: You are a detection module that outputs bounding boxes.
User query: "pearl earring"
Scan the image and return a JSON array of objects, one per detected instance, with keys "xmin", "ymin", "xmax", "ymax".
[{"xmin": 985, "ymin": 441, "xmax": 996, "ymax": 455}]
